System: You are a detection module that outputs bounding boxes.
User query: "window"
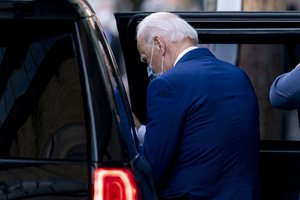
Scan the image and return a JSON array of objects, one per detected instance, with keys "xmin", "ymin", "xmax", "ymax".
[{"xmin": 0, "ymin": 33, "xmax": 87, "ymax": 160}]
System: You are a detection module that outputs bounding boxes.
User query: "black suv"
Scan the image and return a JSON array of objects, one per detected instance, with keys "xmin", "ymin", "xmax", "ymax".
[
  {"xmin": 1, "ymin": 0, "xmax": 300, "ymax": 199},
  {"xmin": 0, "ymin": 0, "xmax": 155, "ymax": 200}
]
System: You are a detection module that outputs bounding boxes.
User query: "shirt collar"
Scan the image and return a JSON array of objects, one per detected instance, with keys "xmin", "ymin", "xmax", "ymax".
[{"xmin": 173, "ymin": 46, "xmax": 198, "ymax": 67}]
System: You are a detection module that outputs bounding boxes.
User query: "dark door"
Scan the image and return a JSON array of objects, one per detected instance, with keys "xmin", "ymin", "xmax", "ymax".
[{"xmin": 0, "ymin": 19, "xmax": 89, "ymax": 199}]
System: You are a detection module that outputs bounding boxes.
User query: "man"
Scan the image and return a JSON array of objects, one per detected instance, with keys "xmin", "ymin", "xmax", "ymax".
[
  {"xmin": 269, "ymin": 63, "xmax": 300, "ymax": 109},
  {"xmin": 135, "ymin": 12, "xmax": 260, "ymax": 200}
]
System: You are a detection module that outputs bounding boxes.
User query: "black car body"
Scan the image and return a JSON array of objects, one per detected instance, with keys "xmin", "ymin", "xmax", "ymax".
[
  {"xmin": 115, "ymin": 11, "xmax": 300, "ymax": 200},
  {"xmin": 0, "ymin": 0, "xmax": 156, "ymax": 200}
]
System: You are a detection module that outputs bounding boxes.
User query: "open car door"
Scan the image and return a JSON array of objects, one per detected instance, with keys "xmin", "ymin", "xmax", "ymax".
[{"xmin": 115, "ymin": 11, "xmax": 300, "ymax": 200}]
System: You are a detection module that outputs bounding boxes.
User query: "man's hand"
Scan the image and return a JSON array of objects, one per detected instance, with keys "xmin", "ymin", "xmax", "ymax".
[
  {"xmin": 132, "ymin": 112, "xmax": 145, "ymax": 144},
  {"xmin": 132, "ymin": 112, "xmax": 142, "ymax": 129}
]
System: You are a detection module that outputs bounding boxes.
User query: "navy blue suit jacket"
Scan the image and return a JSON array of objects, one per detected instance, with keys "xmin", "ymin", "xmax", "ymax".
[{"xmin": 142, "ymin": 48, "xmax": 260, "ymax": 200}]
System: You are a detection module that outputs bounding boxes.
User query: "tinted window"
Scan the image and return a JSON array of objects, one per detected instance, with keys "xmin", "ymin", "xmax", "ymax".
[{"xmin": 0, "ymin": 33, "xmax": 87, "ymax": 160}]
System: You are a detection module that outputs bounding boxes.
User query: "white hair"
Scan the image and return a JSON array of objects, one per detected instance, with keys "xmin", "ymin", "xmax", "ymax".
[{"xmin": 136, "ymin": 12, "xmax": 199, "ymax": 46}]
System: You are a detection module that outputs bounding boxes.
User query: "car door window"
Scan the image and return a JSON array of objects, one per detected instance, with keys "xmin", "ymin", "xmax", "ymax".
[{"xmin": 0, "ymin": 28, "xmax": 87, "ymax": 160}]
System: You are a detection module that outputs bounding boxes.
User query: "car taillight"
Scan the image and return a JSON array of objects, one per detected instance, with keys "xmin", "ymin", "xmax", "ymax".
[{"xmin": 93, "ymin": 168, "xmax": 138, "ymax": 200}]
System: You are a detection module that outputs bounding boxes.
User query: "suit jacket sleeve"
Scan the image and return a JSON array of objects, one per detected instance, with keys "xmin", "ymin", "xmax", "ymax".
[
  {"xmin": 269, "ymin": 63, "xmax": 300, "ymax": 109},
  {"xmin": 142, "ymin": 77, "xmax": 182, "ymax": 188}
]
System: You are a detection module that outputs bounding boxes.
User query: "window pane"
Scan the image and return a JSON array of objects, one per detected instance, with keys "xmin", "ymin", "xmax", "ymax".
[{"xmin": 0, "ymin": 35, "xmax": 87, "ymax": 160}]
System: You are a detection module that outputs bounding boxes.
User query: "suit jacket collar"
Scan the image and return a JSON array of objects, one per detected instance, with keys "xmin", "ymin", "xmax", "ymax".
[{"xmin": 175, "ymin": 48, "xmax": 215, "ymax": 66}]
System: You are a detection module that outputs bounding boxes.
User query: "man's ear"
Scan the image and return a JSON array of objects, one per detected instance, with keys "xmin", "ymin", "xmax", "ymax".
[{"xmin": 153, "ymin": 36, "xmax": 166, "ymax": 55}]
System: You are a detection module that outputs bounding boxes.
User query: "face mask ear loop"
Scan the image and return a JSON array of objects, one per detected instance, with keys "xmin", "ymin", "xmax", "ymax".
[
  {"xmin": 161, "ymin": 55, "xmax": 164, "ymax": 73},
  {"xmin": 149, "ymin": 41, "xmax": 154, "ymax": 66}
]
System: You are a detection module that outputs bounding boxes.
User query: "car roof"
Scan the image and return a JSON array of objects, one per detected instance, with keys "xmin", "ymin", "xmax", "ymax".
[{"xmin": 0, "ymin": 0, "xmax": 95, "ymax": 20}]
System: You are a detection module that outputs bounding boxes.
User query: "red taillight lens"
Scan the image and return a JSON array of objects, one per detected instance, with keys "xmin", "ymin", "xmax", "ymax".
[{"xmin": 93, "ymin": 168, "xmax": 138, "ymax": 200}]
